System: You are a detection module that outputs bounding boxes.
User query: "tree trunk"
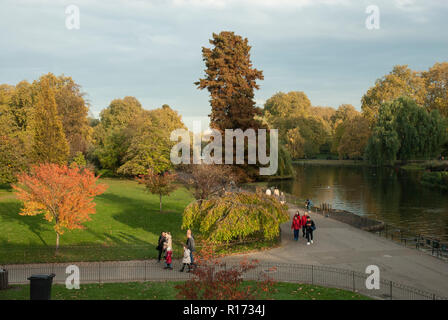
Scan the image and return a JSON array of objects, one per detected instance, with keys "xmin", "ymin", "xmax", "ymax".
[
  {"xmin": 159, "ymin": 194, "xmax": 162, "ymax": 213},
  {"xmin": 56, "ymin": 233, "xmax": 60, "ymax": 252}
]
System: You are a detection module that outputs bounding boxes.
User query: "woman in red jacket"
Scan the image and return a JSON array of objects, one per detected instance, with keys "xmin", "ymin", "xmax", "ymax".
[
  {"xmin": 291, "ymin": 214, "xmax": 302, "ymax": 241},
  {"xmin": 301, "ymin": 212, "xmax": 308, "ymax": 238}
]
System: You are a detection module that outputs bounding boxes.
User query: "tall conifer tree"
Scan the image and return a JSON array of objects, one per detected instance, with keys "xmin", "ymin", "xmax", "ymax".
[
  {"xmin": 196, "ymin": 31, "xmax": 264, "ymax": 131},
  {"xmin": 32, "ymin": 77, "xmax": 69, "ymax": 164}
]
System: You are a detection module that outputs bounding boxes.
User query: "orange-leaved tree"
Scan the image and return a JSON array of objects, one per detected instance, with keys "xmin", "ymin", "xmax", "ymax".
[
  {"xmin": 136, "ymin": 168, "xmax": 177, "ymax": 213},
  {"xmin": 13, "ymin": 163, "xmax": 107, "ymax": 251}
]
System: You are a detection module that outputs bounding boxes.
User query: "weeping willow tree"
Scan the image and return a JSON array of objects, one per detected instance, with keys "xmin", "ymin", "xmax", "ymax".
[{"xmin": 182, "ymin": 192, "xmax": 289, "ymax": 243}]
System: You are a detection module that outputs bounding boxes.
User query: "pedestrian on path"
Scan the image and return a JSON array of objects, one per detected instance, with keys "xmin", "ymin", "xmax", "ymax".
[
  {"xmin": 305, "ymin": 216, "xmax": 316, "ymax": 245},
  {"xmin": 186, "ymin": 229, "xmax": 195, "ymax": 266},
  {"xmin": 291, "ymin": 214, "xmax": 302, "ymax": 241},
  {"xmin": 179, "ymin": 244, "xmax": 191, "ymax": 272},
  {"xmin": 156, "ymin": 231, "xmax": 167, "ymax": 262},
  {"xmin": 164, "ymin": 246, "xmax": 173, "ymax": 269},
  {"xmin": 301, "ymin": 211, "xmax": 308, "ymax": 238},
  {"xmin": 164, "ymin": 233, "xmax": 173, "ymax": 269}
]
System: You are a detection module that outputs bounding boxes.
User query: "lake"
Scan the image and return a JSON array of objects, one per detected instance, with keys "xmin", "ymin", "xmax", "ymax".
[{"xmin": 267, "ymin": 164, "xmax": 448, "ymax": 242}]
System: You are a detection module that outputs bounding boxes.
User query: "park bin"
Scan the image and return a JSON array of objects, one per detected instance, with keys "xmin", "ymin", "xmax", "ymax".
[
  {"xmin": 27, "ymin": 273, "xmax": 56, "ymax": 300},
  {"xmin": 0, "ymin": 269, "xmax": 8, "ymax": 290}
]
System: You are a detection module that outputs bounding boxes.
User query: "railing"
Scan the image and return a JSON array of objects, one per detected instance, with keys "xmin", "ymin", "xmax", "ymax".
[{"xmin": 2, "ymin": 261, "xmax": 446, "ymax": 300}]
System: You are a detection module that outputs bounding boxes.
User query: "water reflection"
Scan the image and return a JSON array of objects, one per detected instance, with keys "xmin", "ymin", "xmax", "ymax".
[{"xmin": 268, "ymin": 165, "xmax": 448, "ymax": 241}]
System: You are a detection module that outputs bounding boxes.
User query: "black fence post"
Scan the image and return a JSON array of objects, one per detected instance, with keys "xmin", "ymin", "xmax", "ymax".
[
  {"xmin": 390, "ymin": 281, "xmax": 393, "ymax": 300},
  {"xmin": 352, "ymin": 271, "xmax": 355, "ymax": 292},
  {"xmin": 311, "ymin": 265, "xmax": 314, "ymax": 285}
]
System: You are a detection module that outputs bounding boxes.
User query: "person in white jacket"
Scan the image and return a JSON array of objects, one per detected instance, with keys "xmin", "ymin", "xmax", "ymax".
[{"xmin": 179, "ymin": 244, "xmax": 191, "ymax": 272}]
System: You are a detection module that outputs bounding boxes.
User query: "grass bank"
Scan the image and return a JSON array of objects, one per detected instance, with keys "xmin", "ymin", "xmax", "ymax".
[
  {"xmin": 0, "ymin": 281, "xmax": 371, "ymax": 300},
  {"xmin": 0, "ymin": 178, "xmax": 194, "ymax": 264}
]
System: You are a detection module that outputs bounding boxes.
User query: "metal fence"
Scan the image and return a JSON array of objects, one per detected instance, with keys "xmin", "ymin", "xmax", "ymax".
[{"xmin": 2, "ymin": 261, "xmax": 446, "ymax": 300}]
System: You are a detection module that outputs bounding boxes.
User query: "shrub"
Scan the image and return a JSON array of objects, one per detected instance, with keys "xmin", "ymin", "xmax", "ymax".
[
  {"xmin": 175, "ymin": 242, "xmax": 275, "ymax": 300},
  {"xmin": 182, "ymin": 191, "xmax": 289, "ymax": 243}
]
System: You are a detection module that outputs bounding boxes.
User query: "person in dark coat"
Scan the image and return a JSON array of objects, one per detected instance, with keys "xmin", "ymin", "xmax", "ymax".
[
  {"xmin": 186, "ymin": 229, "xmax": 195, "ymax": 266},
  {"xmin": 305, "ymin": 216, "xmax": 316, "ymax": 245},
  {"xmin": 156, "ymin": 231, "xmax": 167, "ymax": 262}
]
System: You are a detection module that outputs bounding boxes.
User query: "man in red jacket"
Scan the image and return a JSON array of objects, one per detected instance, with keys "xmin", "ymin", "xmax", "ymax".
[{"xmin": 291, "ymin": 214, "xmax": 302, "ymax": 241}]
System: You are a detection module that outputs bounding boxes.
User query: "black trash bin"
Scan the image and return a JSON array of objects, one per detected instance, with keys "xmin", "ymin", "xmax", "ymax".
[
  {"xmin": 0, "ymin": 269, "xmax": 8, "ymax": 290},
  {"xmin": 27, "ymin": 274, "xmax": 55, "ymax": 300}
]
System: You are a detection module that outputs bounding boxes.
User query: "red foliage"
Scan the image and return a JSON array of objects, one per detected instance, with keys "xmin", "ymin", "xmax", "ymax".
[
  {"xmin": 175, "ymin": 242, "xmax": 276, "ymax": 300},
  {"xmin": 12, "ymin": 163, "xmax": 107, "ymax": 247}
]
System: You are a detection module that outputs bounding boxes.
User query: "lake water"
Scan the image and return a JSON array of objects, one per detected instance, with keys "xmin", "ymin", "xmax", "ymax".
[{"xmin": 267, "ymin": 165, "xmax": 448, "ymax": 242}]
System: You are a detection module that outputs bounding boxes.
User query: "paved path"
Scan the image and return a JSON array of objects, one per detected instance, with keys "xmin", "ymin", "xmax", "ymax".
[
  {"xmin": 4, "ymin": 205, "xmax": 448, "ymax": 297},
  {"xmin": 229, "ymin": 205, "xmax": 448, "ymax": 297}
]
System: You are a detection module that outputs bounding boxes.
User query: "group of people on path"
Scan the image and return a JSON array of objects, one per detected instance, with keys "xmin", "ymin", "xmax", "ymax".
[
  {"xmin": 156, "ymin": 229, "xmax": 195, "ymax": 272},
  {"xmin": 265, "ymin": 187, "xmax": 286, "ymax": 204},
  {"xmin": 291, "ymin": 199, "xmax": 316, "ymax": 245}
]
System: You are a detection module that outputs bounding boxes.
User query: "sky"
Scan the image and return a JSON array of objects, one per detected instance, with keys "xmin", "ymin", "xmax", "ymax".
[{"xmin": 1, "ymin": 0, "xmax": 447, "ymax": 129}]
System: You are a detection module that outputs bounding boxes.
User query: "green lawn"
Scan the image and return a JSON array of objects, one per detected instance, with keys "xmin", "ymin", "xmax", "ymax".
[
  {"xmin": 0, "ymin": 281, "xmax": 371, "ymax": 300},
  {"xmin": 0, "ymin": 178, "xmax": 194, "ymax": 264}
]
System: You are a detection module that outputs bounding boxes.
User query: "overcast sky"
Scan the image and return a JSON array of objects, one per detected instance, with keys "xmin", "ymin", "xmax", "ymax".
[{"xmin": 1, "ymin": 0, "xmax": 447, "ymax": 129}]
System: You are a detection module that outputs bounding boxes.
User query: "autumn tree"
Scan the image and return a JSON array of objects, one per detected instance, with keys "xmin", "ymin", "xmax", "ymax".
[
  {"xmin": 264, "ymin": 91, "xmax": 311, "ymax": 120},
  {"xmin": 331, "ymin": 105, "xmax": 361, "ymax": 155},
  {"xmin": 196, "ymin": 31, "xmax": 264, "ymax": 131},
  {"xmin": 31, "ymin": 77, "xmax": 70, "ymax": 165},
  {"xmin": 337, "ymin": 116, "xmax": 371, "ymax": 159},
  {"xmin": 178, "ymin": 164, "xmax": 238, "ymax": 201},
  {"xmin": 13, "ymin": 163, "xmax": 107, "ymax": 250},
  {"xmin": 33, "ymin": 73, "xmax": 92, "ymax": 156},
  {"xmin": 136, "ymin": 169, "xmax": 178, "ymax": 213},
  {"xmin": 286, "ymin": 127, "xmax": 305, "ymax": 159},
  {"xmin": 361, "ymin": 65, "xmax": 426, "ymax": 125},
  {"xmin": 423, "ymin": 62, "xmax": 448, "ymax": 117}
]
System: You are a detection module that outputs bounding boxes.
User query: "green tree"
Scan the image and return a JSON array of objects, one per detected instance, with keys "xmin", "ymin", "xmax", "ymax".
[
  {"xmin": 31, "ymin": 77, "xmax": 69, "ymax": 165},
  {"xmin": 366, "ymin": 96, "xmax": 447, "ymax": 165},
  {"xmin": 196, "ymin": 31, "xmax": 264, "ymax": 131},
  {"xmin": 136, "ymin": 169, "xmax": 178, "ymax": 213}
]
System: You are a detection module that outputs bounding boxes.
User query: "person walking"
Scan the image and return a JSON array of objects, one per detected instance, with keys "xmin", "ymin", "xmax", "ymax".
[
  {"xmin": 186, "ymin": 229, "xmax": 196, "ymax": 266},
  {"xmin": 156, "ymin": 231, "xmax": 167, "ymax": 263},
  {"xmin": 305, "ymin": 216, "xmax": 316, "ymax": 245},
  {"xmin": 164, "ymin": 233, "xmax": 173, "ymax": 269},
  {"xmin": 179, "ymin": 244, "xmax": 191, "ymax": 272},
  {"xmin": 301, "ymin": 211, "xmax": 308, "ymax": 238},
  {"xmin": 164, "ymin": 246, "xmax": 173, "ymax": 269},
  {"xmin": 291, "ymin": 214, "xmax": 302, "ymax": 241}
]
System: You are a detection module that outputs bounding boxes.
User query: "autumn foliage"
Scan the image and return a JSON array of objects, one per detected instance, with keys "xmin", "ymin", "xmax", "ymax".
[
  {"xmin": 175, "ymin": 242, "xmax": 275, "ymax": 300},
  {"xmin": 13, "ymin": 163, "xmax": 107, "ymax": 249}
]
